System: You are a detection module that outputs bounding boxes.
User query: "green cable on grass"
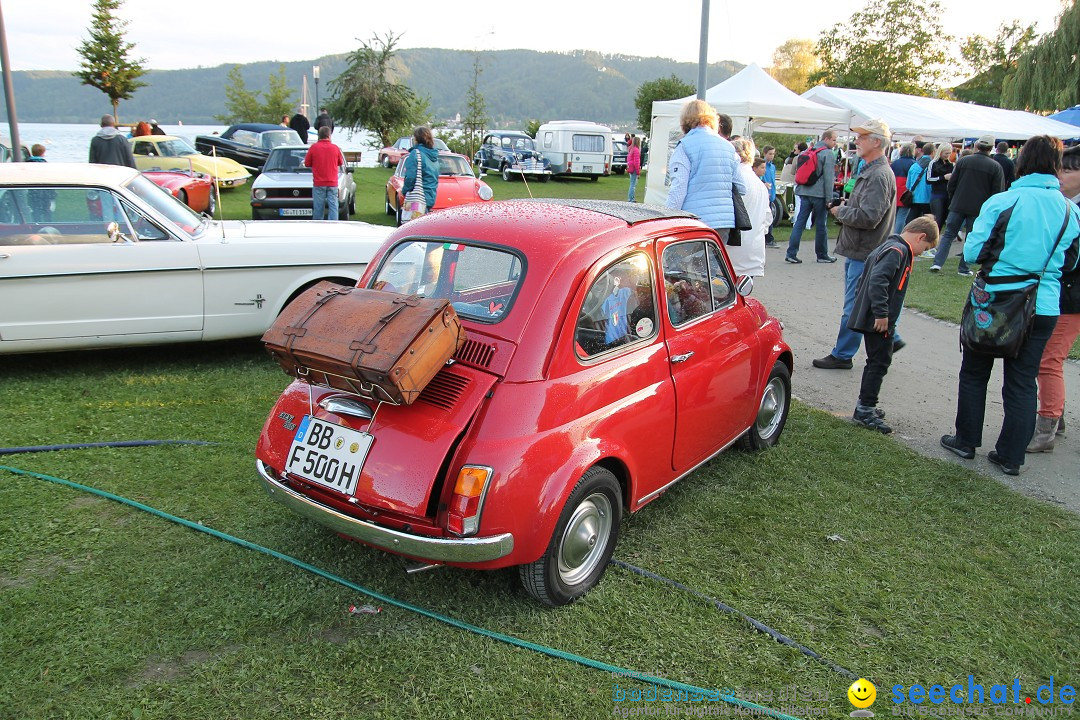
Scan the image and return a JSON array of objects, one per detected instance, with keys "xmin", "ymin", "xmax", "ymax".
[{"xmin": 1, "ymin": 464, "xmax": 802, "ymax": 720}]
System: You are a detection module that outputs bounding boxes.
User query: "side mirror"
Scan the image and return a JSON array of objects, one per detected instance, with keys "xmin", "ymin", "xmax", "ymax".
[
  {"xmin": 735, "ymin": 275, "xmax": 754, "ymax": 297},
  {"xmin": 107, "ymin": 221, "xmax": 132, "ymax": 244}
]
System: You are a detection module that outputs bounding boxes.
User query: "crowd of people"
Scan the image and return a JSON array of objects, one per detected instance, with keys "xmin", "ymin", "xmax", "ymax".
[{"xmin": 661, "ymin": 97, "xmax": 1080, "ymax": 476}]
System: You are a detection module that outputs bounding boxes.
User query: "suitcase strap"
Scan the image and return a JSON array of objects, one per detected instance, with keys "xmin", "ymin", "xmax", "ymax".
[
  {"xmin": 282, "ymin": 286, "xmax": 354, "ymax": 369},
  {"xmin": 348, "ymin": 295, "xmax": 425, "ymax": 371}
]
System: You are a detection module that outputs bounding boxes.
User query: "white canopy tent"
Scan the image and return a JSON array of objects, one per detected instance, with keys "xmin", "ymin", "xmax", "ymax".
[
  {"xmin": 797, "ymin": 86, "xmax": 1080, "ymax": 141},
  {"xmin": 643, "ymin": 64, "xmax": 849, "ymax": 206}
]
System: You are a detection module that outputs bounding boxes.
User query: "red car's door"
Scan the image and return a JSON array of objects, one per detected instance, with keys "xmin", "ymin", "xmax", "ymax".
[{"xmin": 659, "ymin": 237, "xmax": 759, "ymax": 471}]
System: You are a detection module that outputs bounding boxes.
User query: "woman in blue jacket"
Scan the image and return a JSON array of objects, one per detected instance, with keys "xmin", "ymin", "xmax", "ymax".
[
  {"xmin": 401, "ymin": 126, "xmax": 440, "ymax": 223},
  {"xmin": 941, "ymin": 136, "xmax": 1080, "ymax": 475}
]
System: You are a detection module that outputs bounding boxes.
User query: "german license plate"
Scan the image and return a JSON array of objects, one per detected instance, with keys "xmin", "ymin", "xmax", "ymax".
[
  {"xmin": 581, "ymin": 165, "xmax": 594, "ymax": 173},
  {"xmin": 285, "ymin": 416, "xmax": 371, "ymax": 495},
  {"xmin": 280, "ymin": 208, "xmax": 312, "ymax": 217}
]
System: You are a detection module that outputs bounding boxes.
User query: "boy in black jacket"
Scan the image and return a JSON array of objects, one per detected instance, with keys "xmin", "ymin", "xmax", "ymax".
[{"xmin": 850, "ymin": 215, "xmax": 940, "ymax": 433}]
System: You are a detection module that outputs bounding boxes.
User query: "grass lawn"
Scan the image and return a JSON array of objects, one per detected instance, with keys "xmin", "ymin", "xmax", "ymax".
[{"xmin": 1, "ymin": 339, "xmax": 1076, "ymax": 719}]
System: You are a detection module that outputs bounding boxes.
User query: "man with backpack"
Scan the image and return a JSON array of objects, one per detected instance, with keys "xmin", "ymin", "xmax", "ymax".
[{"xmin": 786, "ymin": 130, "xmax": 839, "ymax": 264}]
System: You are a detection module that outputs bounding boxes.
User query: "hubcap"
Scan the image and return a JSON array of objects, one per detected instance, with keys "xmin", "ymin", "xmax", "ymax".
[
  {"xmin": 557, "ymin": 492, "xmax": 612, "ymax": 586},
  {"xmin": 755, "ymin": 377, "xmax": 787, "ymax": 439}
]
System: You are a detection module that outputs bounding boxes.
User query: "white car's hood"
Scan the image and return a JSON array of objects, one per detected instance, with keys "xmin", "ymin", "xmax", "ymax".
[{"xmin": 205, "ymin": 219, "xmax": 390, "ymax": 244}]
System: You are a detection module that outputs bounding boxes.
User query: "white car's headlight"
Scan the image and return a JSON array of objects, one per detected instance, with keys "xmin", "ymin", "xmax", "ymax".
[
  {"xmin": 253, "ymin": 189, "xmax": 267, "ymax": 200},
  {"xmin": 477, "ymin": 185, "xmax": 493, "ymax": 201}
]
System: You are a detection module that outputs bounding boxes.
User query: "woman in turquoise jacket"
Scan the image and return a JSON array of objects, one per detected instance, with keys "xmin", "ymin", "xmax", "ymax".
[
  {"xmin": 941, "ymin": 135, "xmax": 1080, "ymax": 475},
  {"xmin": 402, "ymin": 126, "xmax": 440, "ymax": 222}
]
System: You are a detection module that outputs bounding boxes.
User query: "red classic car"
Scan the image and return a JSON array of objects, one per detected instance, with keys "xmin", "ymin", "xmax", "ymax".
[
  {"xmin": 255, "ymin": 200, "xmax": 792, "ymax": 606},
  {"xmin": 143, "ymin": 168, "xmax": 215, "ymax": 215},
  {"xmin": 384, "ymin": 152, "xmax": 493, "ymax": 225}
]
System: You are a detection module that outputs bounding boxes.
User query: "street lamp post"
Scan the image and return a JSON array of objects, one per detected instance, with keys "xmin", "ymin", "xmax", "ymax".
[{"xmin": 312, "ymin": 66, "xmax": 320, "ymax": 116}]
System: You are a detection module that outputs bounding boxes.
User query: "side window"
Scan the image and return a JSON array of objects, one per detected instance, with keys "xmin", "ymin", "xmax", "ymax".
[
  {"xmin": 232, "ymin": 130, "xmax": 258, "ymax": 147},
  {"xmin": 119, "ymin": 199, "xmax": 169, "ymax": 242},
  {"xmin": 544, "ymin": 132, "xmax": 553, "ymax": 148},
  {"xmin": 133, "ymin": 141, "xmax": 155, "ymax": 156},
  {"xmin": 663, "ymin": 241, "xmax": 735, "ymax": 325},
  {"xmin": 575, "ymin": 253, "xmax": 657, "ymax": 359},
  {"xmin": 0, "ymin": 188, "xmax": 130, "ymax": 245}
]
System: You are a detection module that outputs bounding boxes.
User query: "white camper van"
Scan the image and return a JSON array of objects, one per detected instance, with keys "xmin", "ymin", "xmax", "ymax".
[{"xmin": 536, "ymin": 121, "xmax": 613, "ymax": 180}]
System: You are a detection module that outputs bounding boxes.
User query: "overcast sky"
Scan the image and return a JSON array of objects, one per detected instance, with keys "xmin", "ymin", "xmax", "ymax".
[{"xmin": 3, "ymin": 0, "xmax": 1069, "ymax": 74}]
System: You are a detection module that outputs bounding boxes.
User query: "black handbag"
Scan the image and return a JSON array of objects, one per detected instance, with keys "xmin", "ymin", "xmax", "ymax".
[
  {"xmin": 959, "ymin": 208, "xmax": 1071, "ymax": 358},
  {"xmin": 899, "ymin": 164, "xmax": 925, "ymax": 208},
  {"xmin": 727, "ymin": 186, "xmax": 752, "ymax": 247}
]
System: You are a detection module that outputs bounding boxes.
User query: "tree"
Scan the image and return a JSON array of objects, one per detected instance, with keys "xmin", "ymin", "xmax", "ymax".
[
  {"xmin": 329, "ymin": 32, "xmax": 429, "ymax": 148},
  {"xmin": 767, "ymin": 39, "xmax": 821, "ymax": 94},
  {"xmin": 216, "ymin": 65, "xmax": 262, "ymax": 124},
  {"xmin": 633, "ymin": 75, "xmax": 695, "ymax": 134},
  {"xmin": 261, "ymin": 65, "xmax": 296, "ymax": 123},
  {"xmin": 811, "ymin": 0, "xmax": 952, "ymax": 97},
  {"xmin": 525, "ymin": 120, "xmax": 541, "ymax": 138},
  {"xmin": 461, "ymin": 54, "xmax": 489, "ymax": 162},
  {"xmin": 953, "ymin": 21, "xmax": 1038, "ymax": 107},
  {"xmin": 73, "ymin": 0, "xmax": 147, "ymax": 123},
  {"xmin": 1002, "ymin": 1, "xmax": 1080, "ymax": 112}
]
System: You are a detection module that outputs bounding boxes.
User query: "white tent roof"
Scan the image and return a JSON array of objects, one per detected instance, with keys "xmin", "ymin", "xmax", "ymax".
[
  {"xmin": 799, "ymin": 86, "xmax": 1080, "ymax": 141},
  {"xmin": 651, "ymin": 64, "xmax": 850, "ymax": 132}
]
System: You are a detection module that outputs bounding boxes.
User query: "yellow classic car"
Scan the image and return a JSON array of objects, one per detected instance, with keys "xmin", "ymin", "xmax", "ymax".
[{"xmin": 130, "ymin": 135, "xmax": 252, "ymax": 189}]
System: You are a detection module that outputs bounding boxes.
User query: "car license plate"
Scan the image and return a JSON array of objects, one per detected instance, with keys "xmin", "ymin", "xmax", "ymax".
[
  {"xmin": 285, "ymin": 416, "xmax": 371, "ymax": 496},
  {"xmin": 280, "ymin": 208, "xmax": 312, "ymax": 217},
  {"xmin": 581, "ymin": 165, "xmax": 594, "ymax": 173}
]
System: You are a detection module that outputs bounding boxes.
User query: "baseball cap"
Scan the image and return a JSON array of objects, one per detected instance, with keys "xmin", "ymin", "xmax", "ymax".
[
  {"xmin": 976, "ymin": 134, "xmax": 995, "ymax": 148},
  {"xmin": 851, "ymin": 118, "xmax": 891, "ymax": 137}
]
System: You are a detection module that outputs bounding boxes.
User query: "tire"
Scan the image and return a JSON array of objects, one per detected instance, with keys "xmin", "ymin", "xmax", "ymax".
[
  {"xmin": 590, "ymin": 175, "xmax": 599, "ymax": 182},
  {"xmin": 338, "ymin": 198, "xmax": 348, "ymax": 220},
  {"xmin": 395, "ymin": 204, "xmax": 403, "ymax": 227},
  {"xmin": 177, "ymin": 189, "xmax": 189, "ymax": 208},
  {"xmin": 380, "ymin": 155, "xmax": 390, "ymax": 168},
  {"xmin": 501, "ymin": 164, "xmax": 513, "ymax": 183},
  {"xmin": 737, "ymin": 361, "xmax": 791, "ymax": 451},
  {"xmin": 538, "ymin": 175, "xmax": 550, "ymax": 183},
  {"xmin": 206, "ymin": 188, "xmax": 217, "ymax": 217},
  {"xmin": 385, "ymin": 192, "xmax": 395, "ymax": 216},
  {"xmin": 251, "ymin": 209, "xmax": 261, "ymax": 221},
  {"xmin": 519, "ymin": 467, "xmax": 621, "ymax": 607},
  {"xmin": 348, "ymin": 193, "xmax": 356, "ymax": 216}
]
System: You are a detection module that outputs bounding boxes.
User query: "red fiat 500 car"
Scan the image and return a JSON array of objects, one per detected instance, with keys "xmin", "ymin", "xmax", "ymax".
[
  {"xmin": 384, "ymin": 152, "xmax": 493, "ymax": 225},
  {"xmin": 255, "ymin": 200, "xmax": 792, "ymax": 606}
]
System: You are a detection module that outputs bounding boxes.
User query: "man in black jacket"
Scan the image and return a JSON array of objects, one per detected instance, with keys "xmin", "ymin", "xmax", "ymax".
[
  {"xmin": 88, "ymin": 114, "xmax": 136, "ymax": 168},
  {"xmin": 930, "ymin": 134, "xmax": 1004, "ymax": 275},
  {"xmin": 993, "ymin": 142, "xmax": 1015, "ymax": 190},
  {"xmin": 313, "ymin": 108, "xmax": 334, "ymax": 135},
  {"xmin": 849, "ymin": 215, "xmax": 939, "ymax": 433},
  {"xmin": 289, "ymin": 112, "xmax": 311, "ymax": 144}
]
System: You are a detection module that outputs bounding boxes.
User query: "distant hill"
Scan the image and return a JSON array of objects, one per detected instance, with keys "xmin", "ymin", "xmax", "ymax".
[{"xmin": 4, "ymin": 48, "xmax": 741, "ymax": 130}]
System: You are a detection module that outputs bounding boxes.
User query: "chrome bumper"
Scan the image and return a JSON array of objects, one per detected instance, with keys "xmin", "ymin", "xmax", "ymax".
[{"xmin": 255, "ymin": 460, "xmax": 514, "ymax": 563}]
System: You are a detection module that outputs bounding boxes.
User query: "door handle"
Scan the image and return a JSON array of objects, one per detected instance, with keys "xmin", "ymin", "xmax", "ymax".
[
  {"xmin": 0, "ymin": 254, "xmax": 9, "ymax": 259},
  {"xmin": 671, "ymin": 352, "xmax": 695, "ymax": 363}
]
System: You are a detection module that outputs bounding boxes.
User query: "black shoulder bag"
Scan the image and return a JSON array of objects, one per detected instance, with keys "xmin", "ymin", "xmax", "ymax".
[{"xmin": 959, "ymin": 206, "xmax": 1071, "ymax": 358}]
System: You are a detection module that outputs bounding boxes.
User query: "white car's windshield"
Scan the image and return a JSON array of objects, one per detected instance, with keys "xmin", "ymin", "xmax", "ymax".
[
  {"xmin": 264, "ymin": 148, "xmax": 311, "ymax": 173},
  {"xmin": 125, "ymin": 174, "xmax": 207, "ymax": 234}
]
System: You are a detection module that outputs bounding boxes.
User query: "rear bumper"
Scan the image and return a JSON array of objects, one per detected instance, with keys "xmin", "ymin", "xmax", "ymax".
[{"xmin": 256, "ymin": 460, "xmax": 515, "ymax": 563}]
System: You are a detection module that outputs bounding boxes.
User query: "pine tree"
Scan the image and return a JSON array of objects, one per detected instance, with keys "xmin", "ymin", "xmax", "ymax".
[
  {"xmin": 462, "ymin": 54, "xmax": 489, "ymax": 162},
  {"xmin": 74, "ymin": 0, "xmax": 147, "ymax": 123}
]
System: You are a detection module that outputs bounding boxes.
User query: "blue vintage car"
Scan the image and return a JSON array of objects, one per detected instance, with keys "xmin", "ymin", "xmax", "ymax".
[{"xmin": 474, "ymin": 131, "xmax": 552, "ymax": 183}]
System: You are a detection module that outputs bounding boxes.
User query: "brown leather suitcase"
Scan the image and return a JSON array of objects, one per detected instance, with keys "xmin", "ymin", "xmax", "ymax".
[{"xmin": 262, "ymin": 282, "xmax": 465, "ymax": 405}]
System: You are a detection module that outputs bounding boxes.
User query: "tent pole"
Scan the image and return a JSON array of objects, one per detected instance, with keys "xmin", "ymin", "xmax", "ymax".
[
  {"xmin": 0, "ymin": 0, "xmax": 22, "ymax": 161},
  {"xmin": 696, "ymin": 0, "xmax": 709, "ymax": 99}
]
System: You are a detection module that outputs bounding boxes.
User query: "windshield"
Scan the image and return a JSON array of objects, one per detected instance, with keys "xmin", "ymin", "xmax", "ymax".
[
  {"xmin": 124, "ymin": 173, "xmax": 207, "ymax": 234},
  {"xmin": 156, "ymin": 139, "xmax": 199, "ymax": 156},
  {"xmin": 439, "ymin": 156, "xmax": 474, "ymax": 177},
  {"xmin": 370, "ymin": 240, "xmax": 524, "ymax": 323},
  {"xmin": 264, "ymin": 148, "xmax": 311, "ymax": 173},
  {"xmin": 511, "ymin": 137, "xmax": 537, "ymax": 152},
  {"xmin": 261, "ymin": 130, "xmax": 303, "ymax": 149}
]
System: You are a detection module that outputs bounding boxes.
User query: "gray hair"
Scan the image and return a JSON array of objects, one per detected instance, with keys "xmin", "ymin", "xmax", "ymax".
[
  {"xmin": 100, "ymin": 114, "xmax": 116, "ymax": 128},
  {"xmin": 868, "ymin": 133, "xmax": 890, "ymax": 151}
]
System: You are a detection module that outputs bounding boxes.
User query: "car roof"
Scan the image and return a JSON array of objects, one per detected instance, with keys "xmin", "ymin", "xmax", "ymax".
[
  {"xmin": 490, "ymin": 131, "xmax": 532, "ymax": 138},
  {"xmin": 0, "ymin": 162, "xmax": 139, "ymax": 185},
  {"xmin": 132, "ymin": 135, "xmax": 186, "ymax": 142},
  {"xmin": 229, "ymin": 123, "xmax": 288, "ymax": 132}
]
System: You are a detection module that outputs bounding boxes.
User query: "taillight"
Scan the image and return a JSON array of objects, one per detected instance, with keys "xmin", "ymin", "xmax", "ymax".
[{"xmin": 446, "ymin": 465, "xmax": 493, "ymax": 536}]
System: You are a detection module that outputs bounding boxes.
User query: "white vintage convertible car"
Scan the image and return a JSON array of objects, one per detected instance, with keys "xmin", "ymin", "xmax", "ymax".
[{"xmin": 0, "ymin": 163, "xmax": 389, "ymax": 354}]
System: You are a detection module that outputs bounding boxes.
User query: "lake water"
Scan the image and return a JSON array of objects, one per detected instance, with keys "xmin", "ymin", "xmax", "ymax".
[{"xmin": 0, "ymin": 123, "xmax": 381, "ymax": 167}]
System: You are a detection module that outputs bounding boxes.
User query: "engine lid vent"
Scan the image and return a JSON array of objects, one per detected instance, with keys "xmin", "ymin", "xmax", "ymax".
[
  {"xmin": 418, "ymin": 372, "xmax": 472, "ymax": 410},
  {"xmin": 454, "ymin": 338, "xmax": 495, "ymax": 368}
]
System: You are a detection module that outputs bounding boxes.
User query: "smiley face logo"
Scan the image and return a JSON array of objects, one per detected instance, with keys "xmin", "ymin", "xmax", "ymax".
[{"xmin": 848, "ymin": 678, "xmax": 876, "ymax": 709}]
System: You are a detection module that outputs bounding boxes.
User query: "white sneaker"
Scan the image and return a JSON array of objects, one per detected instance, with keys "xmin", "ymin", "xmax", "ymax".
[
  {"xmin": 929, "ymin": 265, "xmax": 941, "ymax": 273},
  {"xmin": 918, "ymin": 249, "xmax": 936, "ymax": 259}
]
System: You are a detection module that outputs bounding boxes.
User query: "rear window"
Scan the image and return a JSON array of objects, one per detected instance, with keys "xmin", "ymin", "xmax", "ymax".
[
  {"xmin": 369, "ymin": 240, "xmax": 524, "ymax": 323},
  {"xmin": 572, "ymin": 134, "xmax": 605, "ymax": 153}
]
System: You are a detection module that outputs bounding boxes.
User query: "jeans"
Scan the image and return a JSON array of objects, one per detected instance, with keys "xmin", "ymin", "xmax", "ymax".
[
  {"xmin": 953, "ymin": 314, "xmax": 1057, "ymax": 467},
  {"xmin": 858, "ymin": 331, "xmax": 894, "ymax": 407},
  {"xmin": 786, "ymin": 195, "xmax": 829, "ymax": 260},
  {"xmin": 929, "ymin": 195, "xmax": 949, "ymax": 228},
  {"xmin": 627, "ymin": 172, "xmax": 639, "ymax": 202},
  {"xmin": 831, "ymin": 258, "xmax": 866, "ymax": 360},
  {"xmin": 933, "ymin": 211, "xmax": 975, "ymax": 272},
  {"xmin": 893, "ymin": 206, "xmax": 909, "ymax": 235},
  {"xmin": 312, "ymin": 185, "xmax": 338, "ymax": 221},
  {"xmin": 1037, "ymin": 312, "xmax": 1080, "ymax": 417}
]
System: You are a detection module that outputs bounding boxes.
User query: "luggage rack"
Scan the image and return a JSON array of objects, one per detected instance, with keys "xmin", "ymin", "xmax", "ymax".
[{"xmin": 296, "ymin": 365, "xmax": 402, "ymax": 407}]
